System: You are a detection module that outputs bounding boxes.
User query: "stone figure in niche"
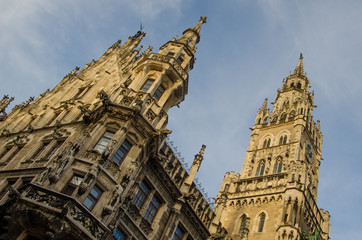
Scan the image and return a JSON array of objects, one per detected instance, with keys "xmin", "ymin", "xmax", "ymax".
[
  {"xmin": 78, "ymin": 164, "xmax": 101, "ymax": 194},
  {"xmin": 102, "ymin": 184, "xmax": 124, "ymax": 217},
  {"xmin": 48, "ymin": 143, "xmax": 76, "ymax": 183},
  {"xmin": 73, "ymin": 131, "xmax": 90, "ymax": 153},
  {"xmin": 100, "ymin": 140, "xmax": 118, "ymax": 165}
]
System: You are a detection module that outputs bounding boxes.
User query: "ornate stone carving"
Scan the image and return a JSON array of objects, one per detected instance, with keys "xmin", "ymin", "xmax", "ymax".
[
  {"xmin": 121, "ymin": 96, "xmax": 134, "ymax": 106},
  {"xmin": 78, "ymin": 164, "xmax": 101, "ymax": 194},
  {"xmin": 47, "ymin": 142, "xmax": 75, "ymax": 183}
]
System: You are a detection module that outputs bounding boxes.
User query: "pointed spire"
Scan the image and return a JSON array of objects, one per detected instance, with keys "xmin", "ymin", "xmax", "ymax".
[
  {"xmin": 192, "ymin": 16, "xmax": 207, "ymax": 34},
  {"xmin": 293, "ymin": 53, "xmax": 305, "ymax": 76},
  {"xmin": 177, "ymin": 16, "xmax": 207, "ymax": 50},
  {"xmin": 260, "ymin": 98, "xmax": 268, "ymax": 111}
]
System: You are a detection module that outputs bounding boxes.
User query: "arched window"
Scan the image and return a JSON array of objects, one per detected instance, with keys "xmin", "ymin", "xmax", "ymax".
[
  {"xmin": 258, "ymin": 118, "xmax": 261, "ymax": 124},
  {"xmin": 273, "ymin": 159, "xmax": 283, "ymax": 174},
  {"xmin": 297, "ymin": 82, "xmax": 302, "ymax": 88},
  {"xmin": 263, "ymin": 138, "xmax": 271, "ymax": 148},
  {"xmin": 255, "ymin": 161, "xmax": 265, "ymax": 177},
  {"xmin": 239, "ymin": 214, "xmax": 250, "ymax": 236},
  {"xmin": 279, "ymin": 135, "xmax": 287, "ymax": 145},
  {"xmin": 264, "ymin": 117, "xmax": 269, "ymax": 124},
  {"xmin": 279, "ymin": 136, "xmax": 283, "ymax": 145},
  {"xmin": 300, "ymin": 108, "xmax": 304, "ymax": 115},
  {"xmin": 290, "ymin": 83, "xmax": 294, "ymax": 88},
  {"xmin": 258, "ymin": 213, "xmax": 266, "ymax": 232}
]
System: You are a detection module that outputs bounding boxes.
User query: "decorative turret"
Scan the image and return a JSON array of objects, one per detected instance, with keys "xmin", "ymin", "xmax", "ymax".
[{"xmin": 254, "ymin": 98, "xmax": 270, "ymax": 125}]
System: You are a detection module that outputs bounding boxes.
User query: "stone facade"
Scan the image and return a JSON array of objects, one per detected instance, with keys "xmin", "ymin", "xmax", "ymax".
[
  {"xmin": 0, "ymin": 17, "xmax": 226, "ymax": 240},
  {"xmin": 0, "ymin": 16, "xmax": 331, "ymax": 240},
  {"xmin": 213, "ymin": 55, "xmax": 331, "ymax": 240}
]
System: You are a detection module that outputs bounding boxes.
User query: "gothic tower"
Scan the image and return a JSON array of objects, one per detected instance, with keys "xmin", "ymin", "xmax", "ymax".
[
  {"xmin": 213, "ymin": 55, "xmax": 331, "ymax": 240},
  {"xmin": 0, "ymin": 17, "xmax": 225, "ymax": 240}
]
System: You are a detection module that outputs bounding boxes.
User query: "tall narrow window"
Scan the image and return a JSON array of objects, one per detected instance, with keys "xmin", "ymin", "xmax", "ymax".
[
  {"xmin": 172, "ymin": 225, "xmax": 185, "ymax": 240},
  {"xmin": 83, "ymin": 185, "xmax": 103, "ymax": 210},
  {"xmin": 273, "ymin": 160, "xmax": 283, "ymax": 174},
  {"xmin": 112, "ymin": 228, "xmax": 126, "ymax": 240},
  {"xmin": 133, "ymin": 181, "xmax": 150, "ymax": 208},
  {"xmin": 112, "ymin": 140, "xmax": 132, "ymax": 164},
  {"xmin": 258, "ymin": 213, "xmax": 266, "ymax": 232},
  {"xmin": 73, "ymin": 87, "xmax": 89, "ymax": 99},
  {"xmin": 144, "ymin": 195, "xmax": 161, "ymax": 222},
  {"xmin": 94, "ymin": 131, "xmax": 114, "ymax": 153},
  {"xmin": 239, "ymin": 214, "xmax": 250, "ymax": 238},
  {"xmin": 141, "ymin": 79, "xmax": 154, "ymax": 92},
  {"xmin": 47, "ymin": 112, "xmax": 61, "ymax": 126},
  {"xmin": 4, "ymin": 145, "xmax": 23, "ymax": 164},
  {"xmin": 33, "ymin": 142, "xmax": 50, "ymax": 160},
  {"xmin": 62, "ymin": 175, "xmax": 84, "ymax": 196},
  {"xmin": 154, "ymin": 85, "xmax": 165, "ymax": 101},
  {"xmin": 255, "ymin": 162, "xmax": 265, "ymax": 177},
  {"xmin": 45, "ymin": 141, "xmax": 64, "ymax": 159}
]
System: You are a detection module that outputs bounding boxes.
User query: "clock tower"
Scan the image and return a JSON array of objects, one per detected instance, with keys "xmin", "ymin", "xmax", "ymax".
[{"xmin": 212, "ymin": 55, "xmax": 331, "ymax": 240}]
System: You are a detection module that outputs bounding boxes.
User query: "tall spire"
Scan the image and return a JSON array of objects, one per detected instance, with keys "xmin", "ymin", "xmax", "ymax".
[
  {"xmin": 293, "ymin": 53, "xmax": 305, "ymax": 76},
  {"xmin": 191, "ymin": 16, "xmax": 207, "ymax": 34},
  {"xmin": 177, "ymin": 16, "xmax": 207, "ymax": 51}
]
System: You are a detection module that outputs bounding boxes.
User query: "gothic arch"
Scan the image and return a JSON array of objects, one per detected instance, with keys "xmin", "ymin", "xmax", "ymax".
[
  {"xmin": 276, "ymin": 130, "xmax": 290, "ymax": 144},
  {"xmin": 254, "ymin": 211, "xmax": 268, "ymax": 233},
  {"xmin": 255, "ymin": 159, "xmax": 266, "ymax": 177},
  {"xmin": 1, "ymin": 208, "xmax": 82, "ymax": 240},
  {"xmin": 273, "ymin": 156, "xmax": 283, "ymax": 174},
  {"xmin": 237, "ymin": 213, "xmax": 250, "ymax": 239},
  {"xmin": 260, "ymin": 134, "xmax": 274, "ymax": 148}
]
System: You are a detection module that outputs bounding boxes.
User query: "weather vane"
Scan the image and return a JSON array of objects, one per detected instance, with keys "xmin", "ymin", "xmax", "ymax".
[{"xmin": 140, "ymin": 24, "xmax": 144, "ymax": 32}]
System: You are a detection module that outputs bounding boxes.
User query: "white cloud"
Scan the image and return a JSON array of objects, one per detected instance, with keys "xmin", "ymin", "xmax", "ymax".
[{"xmin": 122, "ymin": 0, "xmax": 183, "ymax": 19}]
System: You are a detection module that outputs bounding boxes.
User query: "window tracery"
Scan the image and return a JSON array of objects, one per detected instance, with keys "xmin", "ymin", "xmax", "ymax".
[{"xmin": 255, "ymin": 160, "xmax": 265, "ymax": 177}]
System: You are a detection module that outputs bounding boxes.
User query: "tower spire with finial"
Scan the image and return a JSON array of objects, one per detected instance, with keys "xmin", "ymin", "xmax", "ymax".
[
  {"xmin": 176, "ymin": 16, "xmax": 207, "ymax": 51},
  {"xmin": 293, "ymin": 53, "xmax": 305, "ymax": 76}
]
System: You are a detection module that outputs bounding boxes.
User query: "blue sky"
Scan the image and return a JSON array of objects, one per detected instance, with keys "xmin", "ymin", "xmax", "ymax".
[{"xmin": 1, "ymin": 0, "xmax": 361, "ymax": 238}]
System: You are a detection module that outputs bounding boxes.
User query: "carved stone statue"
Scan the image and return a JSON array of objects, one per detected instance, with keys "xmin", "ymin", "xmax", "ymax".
[
  {"xmin": 48, "ymin": 143, "xmax": 75, "ymax": 183},
  {"xmin": 100, "ymin": 140, "xmax": 117, "ymax": 165},
  {"xmin": 78, "ymin": 164, "xmax": 101, "ymax": 194}
]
